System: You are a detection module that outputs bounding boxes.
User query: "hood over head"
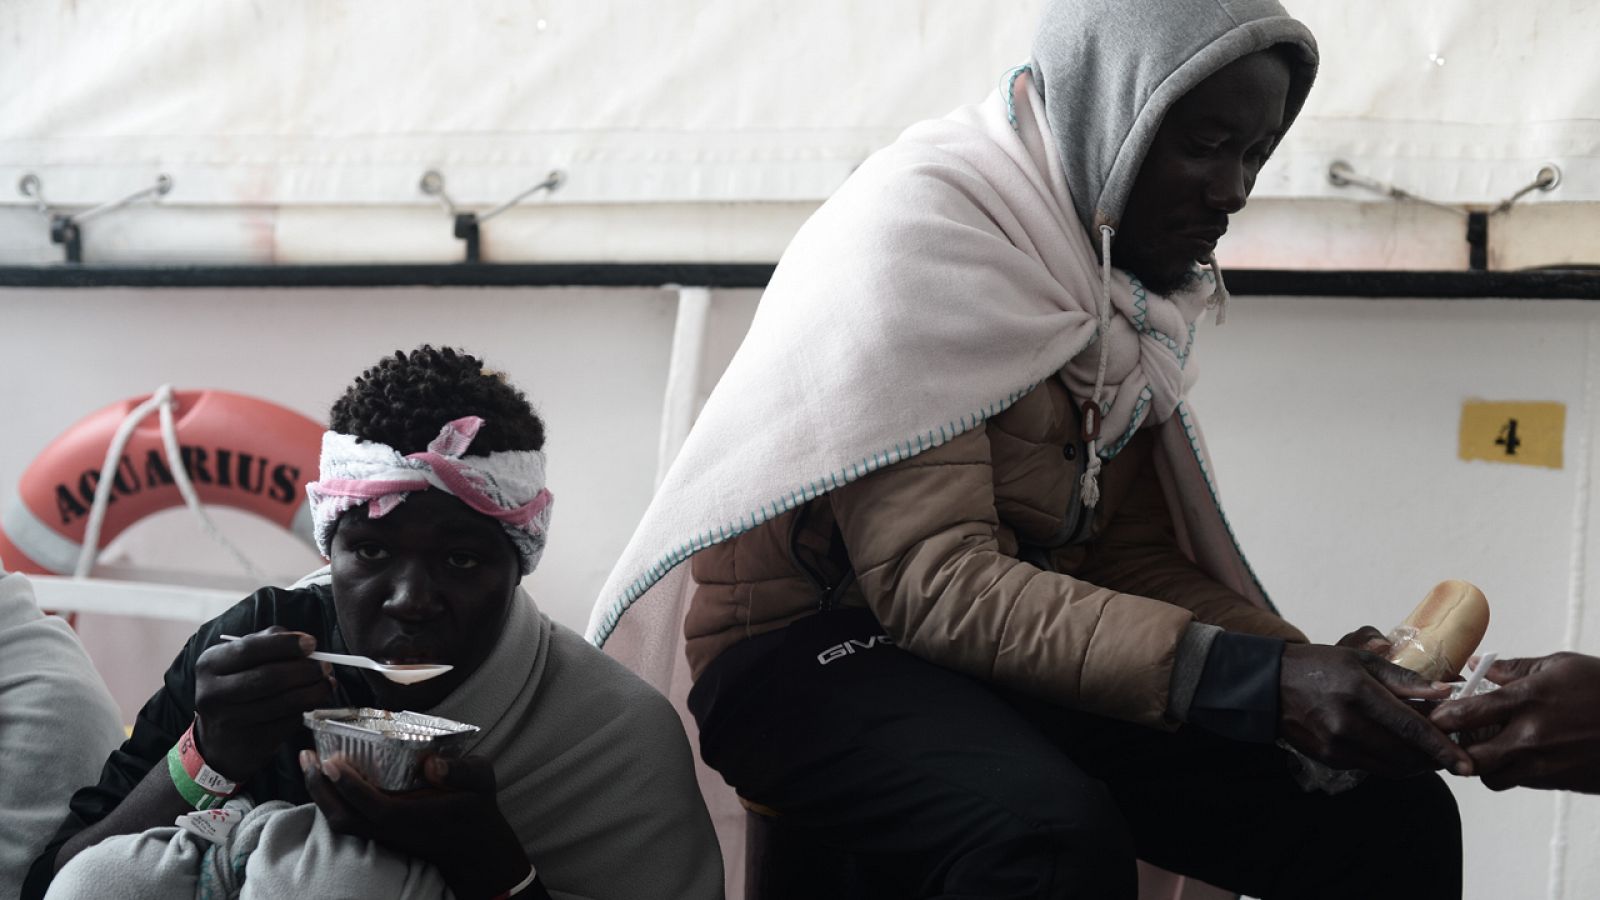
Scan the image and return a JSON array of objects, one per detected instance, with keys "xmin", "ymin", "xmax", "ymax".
[{"xmin": 1032, "ymin": 0, "xmax": 1318, "ymax": 245}]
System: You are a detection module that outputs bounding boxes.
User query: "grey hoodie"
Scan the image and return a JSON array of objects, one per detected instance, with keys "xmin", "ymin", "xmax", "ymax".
[{"xmin": 1032, "ymin": 0, "xmax": 1319, "ymax": 243}]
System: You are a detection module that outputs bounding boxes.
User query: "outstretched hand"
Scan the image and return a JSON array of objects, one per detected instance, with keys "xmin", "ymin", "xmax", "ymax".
[
  {"xmin": 302, "ymin": 750, "xmax": 532, "ymax": 899},
  {"xmin": 1279, "ymin": 641, "xmax": 1468, "ymax": 778},
  {"xmin": 1431, "ymin": 652, "xmax": 1600, "ymax": 794}
]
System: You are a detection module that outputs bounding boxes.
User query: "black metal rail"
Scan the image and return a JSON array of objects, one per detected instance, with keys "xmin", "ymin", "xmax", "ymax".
[{"xmin": 3, "ymin": 264, "xmax": 1600, "ymax": 298}]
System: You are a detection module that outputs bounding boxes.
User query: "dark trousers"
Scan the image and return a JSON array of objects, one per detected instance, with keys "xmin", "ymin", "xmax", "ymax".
[{"xmin": 690, "ymin": 609, "xmax": 1463, "ymax": 900}]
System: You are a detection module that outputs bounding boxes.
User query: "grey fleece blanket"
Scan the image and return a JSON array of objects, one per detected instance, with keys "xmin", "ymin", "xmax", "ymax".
[
  {"xmin": 0, "ymin": 573, "xmax": 124, "ymax": 900},
  {"xmin": 49, "ymin": 579, "xmax": 723, "ymax": 900},
  {"xmin": 48, "ymin": 800, "xmax": 449, "ymax": 900}
]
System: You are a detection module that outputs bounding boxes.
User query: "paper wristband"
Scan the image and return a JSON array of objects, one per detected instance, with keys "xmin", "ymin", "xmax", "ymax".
[
  {"xmin": 167, "ymin": 745, "xmax": 227, "ymax": 811},
  {"xmin": 177, "ymin": 722, "xmax": 240, "ymax": 797}
]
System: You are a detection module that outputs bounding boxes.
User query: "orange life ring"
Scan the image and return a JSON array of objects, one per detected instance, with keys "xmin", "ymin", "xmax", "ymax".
[{"xmin": 0, "ymin": 390, "xmax": 324, "ymax": 576}]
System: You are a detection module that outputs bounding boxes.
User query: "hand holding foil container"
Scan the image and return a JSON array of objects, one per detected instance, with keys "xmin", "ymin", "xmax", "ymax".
[{"xmin": 304, "ymin": 708, "xmax": 481, "ymax": 791}]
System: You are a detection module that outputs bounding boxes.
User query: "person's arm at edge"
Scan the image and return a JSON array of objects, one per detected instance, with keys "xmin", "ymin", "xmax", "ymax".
[
  {"xmin": 1432, "ymin": 652, "xmax": 1600, "ymax": 793},
  {"xmin": 20, "ymin": 629, "xmax": 202, "ymax": 898}
]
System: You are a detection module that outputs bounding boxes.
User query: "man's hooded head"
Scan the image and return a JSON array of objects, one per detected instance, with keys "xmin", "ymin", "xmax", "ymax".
[{"xmin": 1032, "ymin": 0, "xmax": 1318, "ymax": 293}]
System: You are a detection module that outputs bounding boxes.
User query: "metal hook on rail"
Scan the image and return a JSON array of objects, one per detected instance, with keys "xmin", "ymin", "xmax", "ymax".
[
  {"xmin": 419, "ymin": 170, "xmax": 458, "ymax": 216},
  {"xmin": 17, "ymin": 173, "xmax": 173, "ymax": 264},
  {"xmin": 419, "ymin": 169, "xmax": 565, "ymax": 263},
  {"xmin": 1489, "ymin": 164, "xmax": 1562, "ymax": 215},
  {"xmin": 1326, "ymin": 161, "xmax": 1467, "ymax": 217},
  {"xmin": 18, "ymin": 174, "xmax": 50, "ymax": 215},
  {"xmin": 1328, "ymin": 161, "xmax": 1565, "ymax": 271}
]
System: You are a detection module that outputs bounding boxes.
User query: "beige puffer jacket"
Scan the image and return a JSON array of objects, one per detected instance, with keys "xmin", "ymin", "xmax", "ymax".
[{"xmin": 686, "ymin": 376, "xmax": 1306, "ymax": 727}]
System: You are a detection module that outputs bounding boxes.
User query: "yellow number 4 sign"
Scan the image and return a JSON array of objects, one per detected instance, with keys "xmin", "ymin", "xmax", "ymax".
[{"xmin": 1459, "ymin": 401, "xmax": 1566, "ymax": 470}]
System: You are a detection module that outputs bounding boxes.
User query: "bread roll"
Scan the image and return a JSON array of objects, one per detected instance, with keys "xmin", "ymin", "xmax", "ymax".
[{"xmin": 1386, "ymin": 580, "xmax": 1490, "ymax": 680}]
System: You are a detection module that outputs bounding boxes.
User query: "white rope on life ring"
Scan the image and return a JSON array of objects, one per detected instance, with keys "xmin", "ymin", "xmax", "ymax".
[{"xmin": 75, "ymin": 385, "xmax": 266, "ymax": 582}]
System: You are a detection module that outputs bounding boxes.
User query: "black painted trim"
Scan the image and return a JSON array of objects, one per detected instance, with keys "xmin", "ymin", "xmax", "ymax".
[
  {"xmin": 3, "ymin": 264, "xmax": 1600, "ymax": 298},
  {"xmin": 0, "ymin": 263, "xmax": 779, "ymax": 289},
  {"xmin": 1223, "ymin": 268, "xmax": 1600, "ymax": 299}
]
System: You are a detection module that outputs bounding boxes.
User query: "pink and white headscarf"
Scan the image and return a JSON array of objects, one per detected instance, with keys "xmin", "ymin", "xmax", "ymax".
[{"xmin": 305, "ymin": 416, "xmax": 553, "ymax": 575}]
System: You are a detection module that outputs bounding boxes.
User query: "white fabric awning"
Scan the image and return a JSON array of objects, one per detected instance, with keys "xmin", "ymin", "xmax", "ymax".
[{"xmin": 1, "ymin": 0, "xmax": 1593, "ymax": 210}]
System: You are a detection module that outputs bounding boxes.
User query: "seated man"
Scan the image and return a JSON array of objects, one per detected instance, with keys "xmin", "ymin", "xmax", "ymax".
[
  {"xmin": 594, "ymin": 1, "xmax": 1466, "ymax": 897},
  {"xmin": 0, "ymin": 571, "xmax": 124, "ymax": 899},
  {"xmin": 25, "ymin": 346, "xmax": 723, "ymax": 900}
]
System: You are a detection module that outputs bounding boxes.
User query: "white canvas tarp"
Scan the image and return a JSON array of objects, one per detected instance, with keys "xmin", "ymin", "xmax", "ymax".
[{"xmin": 1, "ymin": 0, "xmax": 1596, "ymax": 210}]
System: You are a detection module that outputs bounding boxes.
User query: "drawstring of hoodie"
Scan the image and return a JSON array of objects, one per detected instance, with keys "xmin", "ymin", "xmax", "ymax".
[
  {"xmin": 1206, "ymin": 253, "xmax": 1229, "ymax": 325},
  {"xmin": 1080, "ymin": 224, "xmax": 1116, "ymax": 509}
]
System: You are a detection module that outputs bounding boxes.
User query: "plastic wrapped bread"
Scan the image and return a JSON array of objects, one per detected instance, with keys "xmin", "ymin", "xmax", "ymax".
[{"xmin": 1386, "ymin": 580, "xmax": 1491, "ymax": 680}]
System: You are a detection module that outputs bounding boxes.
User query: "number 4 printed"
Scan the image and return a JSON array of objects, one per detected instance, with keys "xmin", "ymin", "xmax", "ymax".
[{"xmin": 1495, "ymin": 419, "xmax": 1521, "ymax": 456}]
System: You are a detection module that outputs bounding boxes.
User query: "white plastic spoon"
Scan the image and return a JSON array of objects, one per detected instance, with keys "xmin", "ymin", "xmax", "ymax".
[{"xmin": 218, "ymin": 634, "xmax": 453, "ymax": 685}]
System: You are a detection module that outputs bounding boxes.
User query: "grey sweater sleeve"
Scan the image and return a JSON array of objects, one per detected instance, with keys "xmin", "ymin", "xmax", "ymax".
[{"xmin": 1166, "ymin": 622, "xmax": 1220, "ymax": 724}]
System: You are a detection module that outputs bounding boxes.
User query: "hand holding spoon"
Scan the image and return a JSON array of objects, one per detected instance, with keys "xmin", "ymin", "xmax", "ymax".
[{"xmin": 218, "ymin": 634, "xmax": 453, "ymax": 685}]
